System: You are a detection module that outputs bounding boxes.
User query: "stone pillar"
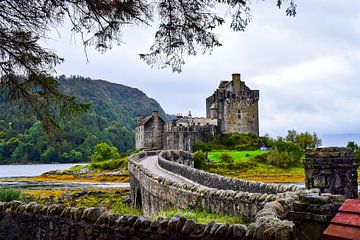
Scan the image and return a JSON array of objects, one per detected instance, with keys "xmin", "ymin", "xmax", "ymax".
[{"xmin": 304, "ymin": 147, "xmax": 358, "ymax": 199}]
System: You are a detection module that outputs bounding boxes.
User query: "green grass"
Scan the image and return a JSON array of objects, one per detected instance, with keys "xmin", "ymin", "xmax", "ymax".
[
  {"xmin": 208, "ymin": 150, "xmax": 266, "ymax": 163},
  {"xmin": 68, "ymin": 157, "xmax": 128, "ymax": 171},
  {"xmin": 0, "ymin": 188, "xmax": 31, "ymax": 202},
  {"xmin": 153, "ymin": 208, "xmax": 244, "ymax": 224}
]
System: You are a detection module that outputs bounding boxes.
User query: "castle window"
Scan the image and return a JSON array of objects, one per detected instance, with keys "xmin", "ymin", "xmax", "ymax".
[
  {"xmin": 232, "ymin": 93, "xmax": 236, "ymax": 98},
  {"xmin": 227, "ymin": 91, "xmax": 230, "ymax": 98},
  {"xmin": 237, "ymin": 110, "xmax": 242, "ymax": 119}
]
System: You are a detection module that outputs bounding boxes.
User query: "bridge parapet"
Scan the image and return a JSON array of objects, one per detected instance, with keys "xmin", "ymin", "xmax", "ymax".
[
  {"xmin": 129, "ymin": 151, "xmax": 346, "ymax": 240},
  {"xmin": 158, "ymin": 150, "xmax": 303, "ymax": 194}
]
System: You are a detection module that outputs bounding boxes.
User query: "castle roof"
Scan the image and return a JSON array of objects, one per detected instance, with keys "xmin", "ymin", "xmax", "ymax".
[{"xmin": 138, "ymin": 114, "xmax": 165, "ymax": 126}]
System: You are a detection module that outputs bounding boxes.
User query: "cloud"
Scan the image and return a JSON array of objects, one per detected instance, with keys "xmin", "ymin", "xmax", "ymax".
[{"xmin": 43, "ymin": 1, "xmax": 360, "ymax": 144}]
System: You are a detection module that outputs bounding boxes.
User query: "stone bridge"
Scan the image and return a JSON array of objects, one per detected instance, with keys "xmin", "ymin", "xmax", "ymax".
[{"xmin": 128, "ymin": 150, "xmax": 350, "ymax": 240}]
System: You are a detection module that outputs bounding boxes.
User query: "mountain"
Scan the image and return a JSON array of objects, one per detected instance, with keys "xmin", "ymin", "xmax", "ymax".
[{"xmin": 0, "ymin": 75, "xmax": 168, "ymax": 164}]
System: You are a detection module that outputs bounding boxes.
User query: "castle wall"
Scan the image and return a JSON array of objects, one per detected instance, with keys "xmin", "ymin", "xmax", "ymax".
[
  {"xmin": 135, "ymin": 112, "xmax": 164, "ymax": 149},
  {"xmin": 163, "ymin": 124, "xmax": 218, "ymax": 151}
]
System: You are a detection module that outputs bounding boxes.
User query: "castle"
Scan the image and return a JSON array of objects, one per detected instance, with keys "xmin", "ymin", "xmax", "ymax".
[{"xmin": 135, "ymin": 73, "xmax": 259, "ymax": 151}]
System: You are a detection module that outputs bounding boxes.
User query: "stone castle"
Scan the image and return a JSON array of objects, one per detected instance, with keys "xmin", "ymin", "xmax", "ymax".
[{"xmin": 135, "ymin": 73, "xmax": 259, "ymax": 151}]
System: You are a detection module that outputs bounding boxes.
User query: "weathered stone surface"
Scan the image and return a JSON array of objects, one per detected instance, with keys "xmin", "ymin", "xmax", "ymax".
[{"xmin": 304, "ymin": 147, "xmax": 358, "ymax": 199}]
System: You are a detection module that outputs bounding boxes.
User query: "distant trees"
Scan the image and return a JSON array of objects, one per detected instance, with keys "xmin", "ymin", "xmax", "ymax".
[
  {"xmin": 285, "ymin": 129, "xmax": 322, "ymax": 150},
  {"xmin": 347, "ymin": 141, "xmax": 360, "ymax": 162}
]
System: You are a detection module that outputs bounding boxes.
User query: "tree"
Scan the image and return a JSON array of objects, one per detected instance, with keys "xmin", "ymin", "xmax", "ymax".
[
  {"xmin": 0, "ymin": 0, "xmax": 297, "ymax": 128},
  {"xmin": 91, "ymin": 142, "xmax": 120, "ymax": 163},
  {"xmin": 285, "ymin": 129, "xmax": 322, "ymax": 150}
]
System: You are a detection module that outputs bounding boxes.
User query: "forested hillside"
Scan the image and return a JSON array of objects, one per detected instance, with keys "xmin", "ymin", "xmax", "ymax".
[{"xmin": 0, "ymin": 76, "xmax": 168, "ymax": 164}]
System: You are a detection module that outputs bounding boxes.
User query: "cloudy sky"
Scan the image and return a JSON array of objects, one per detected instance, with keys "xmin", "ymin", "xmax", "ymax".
[{"xmin": 44, "ymin": 0, "xmax": 360, "ymax": 146}]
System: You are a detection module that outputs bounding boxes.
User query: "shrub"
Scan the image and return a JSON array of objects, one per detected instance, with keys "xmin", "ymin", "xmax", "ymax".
[
  {"xmin": 265, "ymin": 147, "xmax": 302, "ymax": 169},
  {"xmin": 0, "ymin": 188, "xmax": 29, "ymax": 202},
  {"xmin": 192, "ymin": 140, "xmax": 212, "ymax": 152},
  {"xmin": 193, "ymin": 150, "xmax": 206, "ymax": 168},
  {"xmin": 219, "ymin": 152, "xmax": 234, "ymax": 164}
]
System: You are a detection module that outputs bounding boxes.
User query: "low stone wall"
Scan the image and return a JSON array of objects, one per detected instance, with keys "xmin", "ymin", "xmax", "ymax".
[
  {"xmin": 0, "ymin": 201, "xmax": 249, "ymax": 240},
  {"xmin": 158, "ymin": 150, "xmax": 302, "ymax": 194},
  {"xmin": 160, "ymin": 150, "xmax": 194, "ymax": 167}
]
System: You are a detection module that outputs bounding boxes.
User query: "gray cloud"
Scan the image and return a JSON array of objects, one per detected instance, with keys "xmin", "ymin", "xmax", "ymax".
[{"xmin": 44, "ymin": 0, "xmax": 360, "ymax": 145}]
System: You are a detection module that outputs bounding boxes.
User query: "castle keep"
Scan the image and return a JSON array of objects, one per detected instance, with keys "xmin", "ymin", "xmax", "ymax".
[
  {"xmin": 135, "ymin": 73, "xmax": 259, "ymax": 151},
  {"xmin": 206, "ymin": 73, "xmax": 259, "ymax": 135}
]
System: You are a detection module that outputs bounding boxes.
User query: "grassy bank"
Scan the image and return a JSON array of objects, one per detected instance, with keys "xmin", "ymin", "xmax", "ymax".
[{"xmin": 202, "ymin": 150, "xmax": 305, "ymax": 183}]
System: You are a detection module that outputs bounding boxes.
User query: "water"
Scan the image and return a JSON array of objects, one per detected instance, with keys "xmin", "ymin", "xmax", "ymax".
[
  {"xmin": 0, "ymin": 181, "xmax": 129, "ymax": 189},
  {"xmin": 0, "ymin": 163, "xmax": 87, "ymax": 178},
  {"xmin": 0, "ymin": 163, "xmax": 130, "ymax": 189}
]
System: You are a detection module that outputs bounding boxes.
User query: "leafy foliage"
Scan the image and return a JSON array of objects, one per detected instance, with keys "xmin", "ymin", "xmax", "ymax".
[
  {"xmin": 193, "ymin": 150, "xmax": 207, "ymax": 168},
  {"xmin": 192, "ymin": 133, "xmax": 271, "ymax": 151},
  {"xmin": 347, "ymin": 141, "xmax": 360, "ymax": 163},
  {"xmin": 0, "ymin": 188, "xmax": 30, "ymax": 202},
  {"xmin": 91, "ymin": 143, "xmax": 120, "ymax": 163},
  {"xmin": 0, "ymin": 75, "xmax": 168, "ymax": 163},
  {"xmin": 284, "ymin": 129, "xmax": 322, "ymax": 150}
]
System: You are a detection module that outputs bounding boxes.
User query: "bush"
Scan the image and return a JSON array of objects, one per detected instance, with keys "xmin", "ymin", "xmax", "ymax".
[
  {"xmin": 0, "ymin": 188, "xmax": 29, "ymax": 202},
  {"xmin": 219, "ymin": 153, "xmax": 234, "ymax": 164},
  {"xmin": 192, "ymin": 140, "xmax": 212, "ymax": 152},
  {"xmin": 193, "ymin": 150, "xmax": 206, "ymax": 168},
  {"xmin": 265, "ymin": 147, "xmax": 302, "ymax": 169}
]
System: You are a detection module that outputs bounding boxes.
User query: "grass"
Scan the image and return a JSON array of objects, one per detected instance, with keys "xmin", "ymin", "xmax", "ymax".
[
  {"xmin": 0, "ymin": 188, "xmax": 31, "ymax": 202},
  {"xmin": 202, "ymin": 150, "xmax": 305, "ymax": 183},
  {"xmin": 153, "ymin": 208, "xmax": 244, "ymax": 224},
  {"xmin": 208, "ymin": 150, "xmax": 266, "ymax": 163},
  {"xmin": 69, "ymin": 157, "xmax": 128, "ymax": 171},
  {"xmin": 25, "ymin": 189, "xmax": 243, "ymax": 224}
]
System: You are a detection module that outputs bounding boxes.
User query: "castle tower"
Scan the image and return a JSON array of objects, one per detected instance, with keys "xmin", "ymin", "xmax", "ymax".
[{"xmin": 206, "ymin": 73, "xmax": 259, "ymax": 135}]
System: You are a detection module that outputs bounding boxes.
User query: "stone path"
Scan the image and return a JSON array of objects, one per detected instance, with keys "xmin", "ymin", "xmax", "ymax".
[{"xmin": 138, "ymin": 155, "xmax": 209, "ymax": 188}]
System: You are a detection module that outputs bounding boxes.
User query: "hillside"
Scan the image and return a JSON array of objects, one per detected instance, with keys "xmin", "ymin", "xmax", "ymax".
[{"xmin": 0, "ymin": 75, "xmax": 168, "ymax": 164}]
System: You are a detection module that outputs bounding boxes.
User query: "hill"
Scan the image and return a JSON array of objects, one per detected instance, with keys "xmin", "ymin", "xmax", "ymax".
[{"xmin": 0, "ymin": 75, "xmax": 168, "ymax": 164}]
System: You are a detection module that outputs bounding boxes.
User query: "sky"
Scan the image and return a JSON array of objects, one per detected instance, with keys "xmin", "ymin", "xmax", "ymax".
[{"xmin": 43, "ymin": 0, "xmax": 360, "ymax": 146}]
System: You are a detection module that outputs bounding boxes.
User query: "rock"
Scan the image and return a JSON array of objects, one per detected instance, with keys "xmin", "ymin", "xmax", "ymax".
[
  {"xmin": 232, "ymin": 224, "xmax": 247, "ymax": 239},
  {"xmin": 181, "ymin": 219, "xmax": 196, "ymax": 234},
  {"xmin": 175, "ymin": 216, "xmax": 187, "ymax": 232},
  {"xmin": 79, "ymin": 168, "xmax": 95, "ymax": 174},
  {"xmin": 214, "ymin": 224, "xmax": 228, "ymax": 237},
  {"xmin": 82, "ymin": 207, "xmax": 103, "ymax": 223},
  {"xmin": 167, "ymin": 216, "xmax": 180, "ymax": 230}
]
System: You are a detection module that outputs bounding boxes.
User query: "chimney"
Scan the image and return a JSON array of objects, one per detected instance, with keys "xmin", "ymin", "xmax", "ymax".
[
  {"xmin": 232, "ymin": 73, "xmax": 241, "ymax": 92},
  {"xmin": 152, "ymin": 111, "xmax": 159, "ymax": 117},
  {"xmin": 136, "ymin": 115, "xmax": 145, "ymax": 126}
]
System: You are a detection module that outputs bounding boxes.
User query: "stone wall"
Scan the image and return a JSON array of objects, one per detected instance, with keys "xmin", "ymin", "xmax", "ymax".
[
  {"xmin": 158, "ymin": 151, "xmax": 302, "ymax": 194},
  {"xmin": 0, "ymin": 201, "xmax": 251, "ymax": 240},
  {"xmin": 163, "ymin": 124, "xmax": 218, "ymax": 152},
  {"xmin": 304, "ymin": 147, "xmax": 358, "ymax": 199}
]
